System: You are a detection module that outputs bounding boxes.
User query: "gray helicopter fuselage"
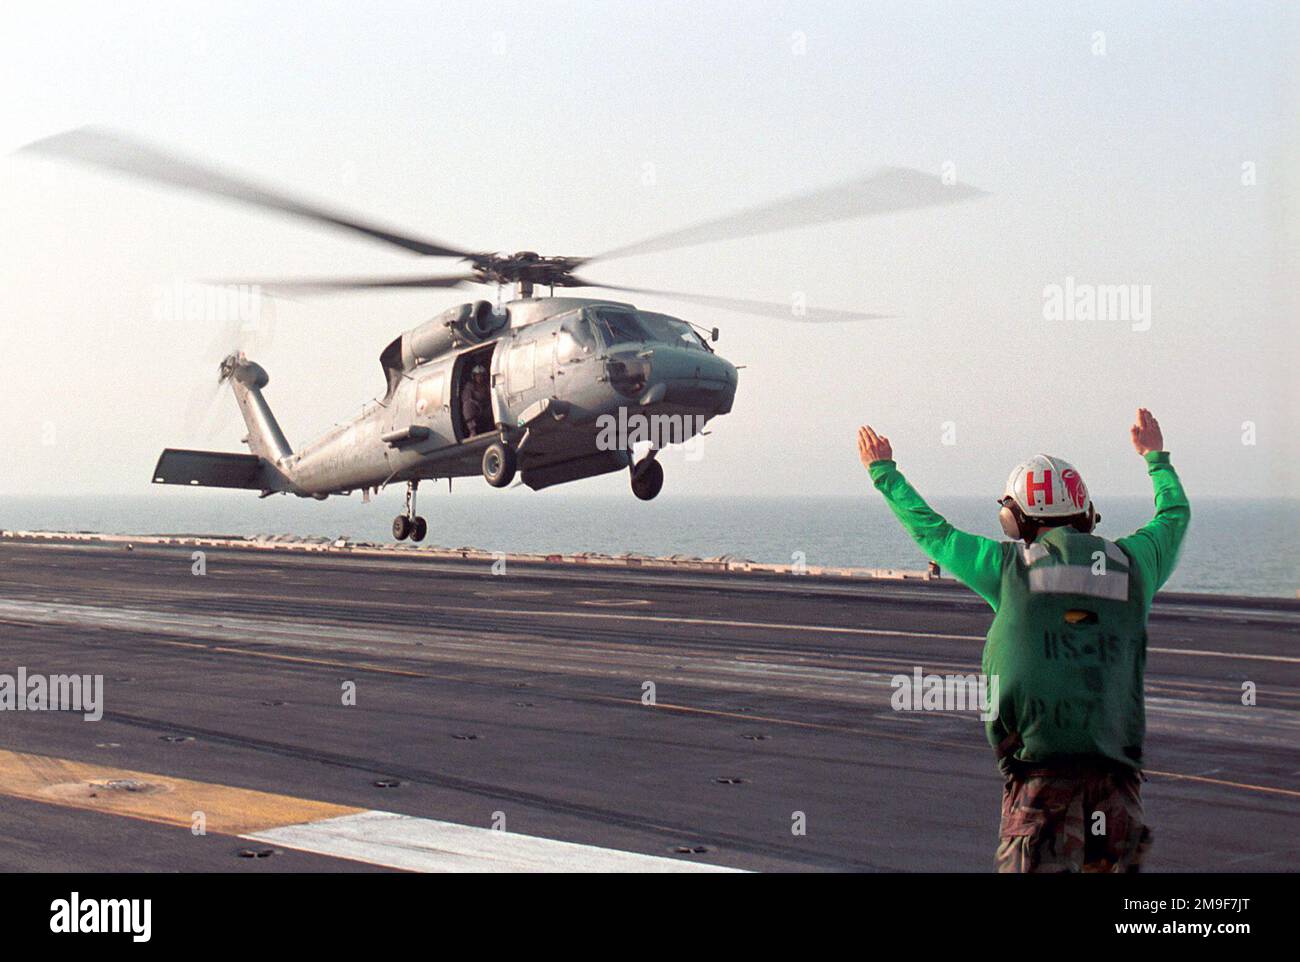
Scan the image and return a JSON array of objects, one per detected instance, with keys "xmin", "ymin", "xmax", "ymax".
[
  {"xmin": 248, "ymin": 296, "xmax": 737, "ymax": 497},
  {"xmin": 34, "ymin": 127, "xmax": 983, "ymax": 511}
]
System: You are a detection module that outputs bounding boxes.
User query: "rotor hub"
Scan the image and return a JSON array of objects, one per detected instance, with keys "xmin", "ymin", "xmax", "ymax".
[{"xmin": 469, "ymin": 251, "xmax": 586, "ymax": 291}]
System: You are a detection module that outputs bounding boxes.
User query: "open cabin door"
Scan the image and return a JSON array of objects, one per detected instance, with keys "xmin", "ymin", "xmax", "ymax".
[{"xmin": 451, "ymin": 343, "xmax": 498, "ymax": 442}]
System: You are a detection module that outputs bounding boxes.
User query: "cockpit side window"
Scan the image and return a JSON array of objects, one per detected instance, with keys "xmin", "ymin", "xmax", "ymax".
[
  {"xmin": 556, "ymin": 312, "xmax": 597, "ymax": 362},
  {"xmin": 587, "ymin": 306, "xmax": 648, "ymax": 348}
]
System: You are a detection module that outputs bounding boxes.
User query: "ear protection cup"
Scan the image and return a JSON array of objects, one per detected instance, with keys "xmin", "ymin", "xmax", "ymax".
[
  {"xmin": 999, "ymin": 497, "xmax": 1099, "ymax": 542},
  {"xmin": 1068, "ymin": 504, "xmax": 1100, "ymax": 534},
  {"xmin": 998, "ymin": 498, "xmax": 1042, "ymax": 541},
  {"xmin": 998, "ymin": 502, "xmax": 1023, "ymax": 540}
]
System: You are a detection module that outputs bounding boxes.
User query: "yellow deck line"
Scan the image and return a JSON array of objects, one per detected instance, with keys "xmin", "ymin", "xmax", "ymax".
[
  {"xmin": 0, "ymin": 749, "xmax": 363, "ymax": 835},
  {"xmin": 1144, "ymin": 768, "xmax": 1300, "ymax": 799}
]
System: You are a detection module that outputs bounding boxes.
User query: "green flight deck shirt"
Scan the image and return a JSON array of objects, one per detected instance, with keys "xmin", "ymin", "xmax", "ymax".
[{"xmin": 868, "ymin": 451, "xmax": 1190, "ymax": 771}]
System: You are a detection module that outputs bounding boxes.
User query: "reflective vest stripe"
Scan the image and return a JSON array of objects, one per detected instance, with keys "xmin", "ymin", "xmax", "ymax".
[
  {"xmin": 1027, "ymin": 565, "xmax": 1129, "ymax": 600},
  {"xmin": 1020, "ymin": 543, "xmax": 1050, "ymax": 565}
]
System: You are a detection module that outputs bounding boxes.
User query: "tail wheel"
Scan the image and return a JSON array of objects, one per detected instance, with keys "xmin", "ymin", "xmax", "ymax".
[
  {"xmin": 631, "ymin": 458, "xmax": 664, "ymax": 501},
  {"xmin": 410, "ymin": 517, "xmax": 428, "ymax": 542},
  {"xmin": 392, "ymin": 515, "xmax": 412, "ymax": 541},
  {"xmin": 482, "ymin": 441, "xmax": 517, "ymax": 488}
]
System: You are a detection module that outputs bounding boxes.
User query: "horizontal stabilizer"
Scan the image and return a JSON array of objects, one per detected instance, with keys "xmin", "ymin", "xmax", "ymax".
[{"xmin": 152, "ymin": 448, "xmax": 268, "ymax": 489}]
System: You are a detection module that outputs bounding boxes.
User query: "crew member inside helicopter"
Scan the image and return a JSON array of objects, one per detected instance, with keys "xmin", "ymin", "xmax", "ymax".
[{"xmin": 461, "ymin": 363, "xmax": 493, "ymax": 438}]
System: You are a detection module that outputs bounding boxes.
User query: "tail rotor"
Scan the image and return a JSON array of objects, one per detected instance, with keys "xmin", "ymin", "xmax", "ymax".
[{"xmin": 180, "ymin": 293, "xmax": 277, "ymax": 440}]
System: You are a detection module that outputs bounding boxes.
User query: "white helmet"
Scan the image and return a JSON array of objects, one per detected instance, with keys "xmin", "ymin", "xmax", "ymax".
[
  {"xmin": 1003, "ymin": 454, "xmax": 1091, "ymax": 518},
  {"xmin": 999, "ymin": 454, "xmax": 1096, "ymax": 539}
]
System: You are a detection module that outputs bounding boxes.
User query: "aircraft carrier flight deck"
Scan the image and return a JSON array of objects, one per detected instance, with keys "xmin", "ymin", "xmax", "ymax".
[{"xmin": 0, "ymin": 533, "xmax": 1295, "ymax": 873}]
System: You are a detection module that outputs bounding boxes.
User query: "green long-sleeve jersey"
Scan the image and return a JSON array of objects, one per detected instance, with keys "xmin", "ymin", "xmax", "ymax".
[
  {"xmin": 868, "ymin": 451, "xmax": 1189, "ymax": 614},
  {"xmin": 868, "ymin": 451, "xmax": 1190, "ymax": 768}
]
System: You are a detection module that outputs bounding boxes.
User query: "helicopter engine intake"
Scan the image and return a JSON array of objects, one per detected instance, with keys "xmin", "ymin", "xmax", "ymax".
[
  {"xmin": 402, "ymin": 299, "xmax": 506, "ymax": 369},
  {"xmin": 379, "ymin": 299, "xmax": 508, "ymax": 399}
]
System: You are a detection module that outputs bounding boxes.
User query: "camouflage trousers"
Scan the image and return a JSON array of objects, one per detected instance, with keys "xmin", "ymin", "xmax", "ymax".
[{"xmin": 996, "ymin": 761, "xmax": 1153, "ymax": 873}]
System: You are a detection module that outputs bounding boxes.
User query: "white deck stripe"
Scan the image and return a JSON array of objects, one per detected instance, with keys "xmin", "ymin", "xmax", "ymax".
[
  {"xmin": 2, "ymin": 598, "xmax": 1296, "ymax": 664},
  {"xmin": 434, "ymin": 603, "xmax": 983, "ymax": 641},
  {"xmin": 1147, "ymin": 646, "xmax": 1300, "ymax": 664},
  {"xmin": 243, "ymin": 810, "xmax": 741, "ymax": 873}
]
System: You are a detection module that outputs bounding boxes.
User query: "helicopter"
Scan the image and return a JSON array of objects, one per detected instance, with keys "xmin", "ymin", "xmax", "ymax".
[{"xmin": 20, "ymin": 128, "xmax": 985, "ymax": 541}]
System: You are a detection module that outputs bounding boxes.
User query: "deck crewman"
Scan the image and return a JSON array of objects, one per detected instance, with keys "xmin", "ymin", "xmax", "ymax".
[{"xmin": 858, "ymin": 408, "xmax": 1190, "ymax": 872}]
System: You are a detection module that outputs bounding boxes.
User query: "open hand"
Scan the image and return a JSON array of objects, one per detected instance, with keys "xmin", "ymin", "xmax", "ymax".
[
  {"xmin": 858, "ymin": 425, "xmax": 893, "ymax": 468},
  {"xmin": 1130, "ymin": 408, "xmax": 1164, "ymax": 456}
]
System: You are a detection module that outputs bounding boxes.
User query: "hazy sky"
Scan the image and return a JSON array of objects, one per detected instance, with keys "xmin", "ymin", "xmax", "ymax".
[{"xmin": 1, "ymin": 1, "xmax": 1296, "ymax": 501}]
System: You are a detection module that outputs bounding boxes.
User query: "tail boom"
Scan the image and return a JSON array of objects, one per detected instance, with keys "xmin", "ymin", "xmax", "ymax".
[{"xmin": 224, "ymin": 354, "xmax": 292, "ymax": 464}]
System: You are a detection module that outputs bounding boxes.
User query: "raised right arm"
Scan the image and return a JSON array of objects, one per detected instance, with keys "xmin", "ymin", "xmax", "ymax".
[{"xmin": 1115, "ymin": 409, "xmax": 1191, "ymax": 606}]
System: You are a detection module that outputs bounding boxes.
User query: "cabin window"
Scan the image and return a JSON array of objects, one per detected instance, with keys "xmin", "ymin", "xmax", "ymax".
[
  {"xmin": 415, "ymin": 373, "xmax": 444, "ymax": 416},
  {"xmin": 507, "ymin": 340, "xmax": 535, "ymax": 393}
]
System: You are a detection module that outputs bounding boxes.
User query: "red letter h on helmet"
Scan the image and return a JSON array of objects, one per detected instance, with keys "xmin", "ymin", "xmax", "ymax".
[{"xmin": 1025, "ymin": 470, "xmax": 1053, "ymax": 507}]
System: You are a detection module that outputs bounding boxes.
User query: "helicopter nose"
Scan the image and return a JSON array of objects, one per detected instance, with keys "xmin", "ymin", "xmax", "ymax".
[{"xmin": 640, "ymin": 349, "xmax": 737, "ymax": 415}]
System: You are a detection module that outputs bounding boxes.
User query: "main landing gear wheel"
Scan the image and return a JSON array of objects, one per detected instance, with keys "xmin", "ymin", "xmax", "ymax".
[
  {"xmin": 631, "ymin": 457, "xmax": 664, "ymax": 501},
  {"xmin": 482, "ymin": 441, "xmax": 517, "ymax": 488},
  {"xmin": 393, "ymin": 480, "xmax": 427, "ymax": 541}
]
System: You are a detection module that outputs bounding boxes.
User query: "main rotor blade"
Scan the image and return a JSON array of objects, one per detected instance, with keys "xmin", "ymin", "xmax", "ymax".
[
  {"xmin": 574, "ymin": 279, "xmax": 890, "ymax": 323},
  {"xmin": 19, "ymin": 127, "xmax": 477, "ymax": 258},
  {"xmin": 585, "ymin": 166, "xmax": 986, "ymax": 264},
  {"xmin": 203, "ymin": 274, "xmax": 477, "ymax": 295}
]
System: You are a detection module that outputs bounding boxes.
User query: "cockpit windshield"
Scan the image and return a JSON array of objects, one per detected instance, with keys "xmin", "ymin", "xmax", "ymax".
[
  {"xmin": 586, "ymin": 305, "xmax": 710, "ymax": 352},
  {"xmin": 637, "ymin": 311, "xmax": 711, "ymax": 352},
  {"xmin": 587, "ymin": 306, "xmax": 648, "ymax": 347}
]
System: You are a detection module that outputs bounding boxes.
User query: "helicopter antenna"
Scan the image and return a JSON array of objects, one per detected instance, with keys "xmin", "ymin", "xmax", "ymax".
[{"xmin": 686, "ymin": 319, "xmax": 716, "ymax": 341}]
